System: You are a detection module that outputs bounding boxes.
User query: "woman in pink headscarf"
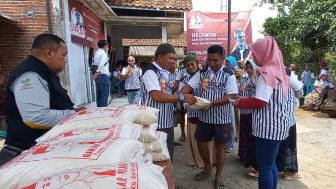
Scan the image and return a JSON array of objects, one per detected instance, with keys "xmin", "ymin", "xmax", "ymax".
[{"xmin": 233, "ymin": 36, "xmax": 290, "ymax": 189}]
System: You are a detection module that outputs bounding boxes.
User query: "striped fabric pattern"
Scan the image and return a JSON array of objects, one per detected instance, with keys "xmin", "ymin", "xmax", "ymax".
[
  {"xmin": 252, "ymin": 74, "xmax": 290, "ymax": 140},
  {"xmin": 198, "ymin": 67, "xmax": 233, "ymax": 124},
  {"xmin": 180, "ymin": 72, "xmax": 200, "ymax": 118},
  {"xmin": 238, "ymin": 76, "xmax": 256, "ymax": 115},
  {"xmin": 141, "ymin": 65, "xmax": 174, "ymax": 129},
  {"xmin": 287, "ymin": 86, "xmax": 296, "ymax": 126}
]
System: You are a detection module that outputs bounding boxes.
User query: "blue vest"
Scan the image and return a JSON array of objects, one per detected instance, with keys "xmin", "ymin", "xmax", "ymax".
[{"xmin": 5, "ymin": 55, "xmax": 74, "ymax": 150}]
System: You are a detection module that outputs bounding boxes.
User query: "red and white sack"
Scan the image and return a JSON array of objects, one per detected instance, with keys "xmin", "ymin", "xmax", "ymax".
[
  {"xmin": 0, "ymin": 126, "xmax": 144, "ymax": 188},
  {"xmin": 50, "ymin": 107, "xmax": 138, "ymax": 134},
  {"xmin": 183, "ymin": 96, "xmax": 211, "ymax": 110},
  {"xmin": 14, "ymin": 163, "xmax": 168, "ymax": 189},
  {"xmin": 37, "ymin": 123, "xmax": 142, "ymax": 143},
  {"xmin": 138, "ymin": 123, "xmax": 158, "ymax": 143},
  {"xmin": 123, "ymin": 104, "xmax": 159, "ymax": 125}
]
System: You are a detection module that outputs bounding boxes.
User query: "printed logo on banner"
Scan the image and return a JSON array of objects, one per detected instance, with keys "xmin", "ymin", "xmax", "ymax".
[
  {"xmin": 188, "ymin": 15, "xmax": 203, "ymax": 29},
  {"xmin": 70, "ymin": 8, "xmax": 85, "ymax": 38}
]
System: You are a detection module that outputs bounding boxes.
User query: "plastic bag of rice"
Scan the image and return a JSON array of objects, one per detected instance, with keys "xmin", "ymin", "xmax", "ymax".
[
  {"xmin": 148, "ymin": 131, "xmax": 170, "ymax": 161},
  {"xmin": 122, "ymin": 104, "xmax": 159, "ymax": 125},
  {"xmin": 13, "ymin": 163, "xmax": 168, "ymax": 189},
  {"xmin": 138, "ymin": 124, "xmax": 158, "ymax": 143},
  {"xmin": 37, "ymin": 123, "xmax": 142, "ymax": 143},
  {"xmin": 0, "ymin": 127, "xmax": 145, "ymax": 188},
  {"xmin": 151, "ymin": 131, "xmax": 168, "ymax": 152},
  {"xmin": 184, "ymin": 96, "xmax": 211, "ymax": 110},
  {"xmin": 38, "ymin": 107, "xmax": 139, "ymax": 141}
]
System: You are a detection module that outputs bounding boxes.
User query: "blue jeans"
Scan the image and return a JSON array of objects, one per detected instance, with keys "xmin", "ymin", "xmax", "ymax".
[
  {"xmin": 256, "ymin": 137, "xmax": 281, "ymax": 189},
  {"xmin": 127, "ymin": 90, "xmax": 141, "ymax": 104},
  {"xmin": 95, "ymin": 74, "xmax": 110, "ymax": 107}
]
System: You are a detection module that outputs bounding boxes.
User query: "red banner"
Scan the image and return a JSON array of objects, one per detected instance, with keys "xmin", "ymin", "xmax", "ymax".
[
  {"xmin": 68, "ymin": 0, "xmax": 101, "ymax": 49},
  {"xmin": 187, "ymin": 11, "xmax": 252, "ymax": 64}
]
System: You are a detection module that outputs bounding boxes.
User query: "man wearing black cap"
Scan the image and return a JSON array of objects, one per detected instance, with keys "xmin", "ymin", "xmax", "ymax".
[{"xmin": 141, "ymin": 43, "xmax": 197, "ymax": 163}]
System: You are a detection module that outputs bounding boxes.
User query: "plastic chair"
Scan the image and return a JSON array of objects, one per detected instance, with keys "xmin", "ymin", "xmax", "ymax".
[
  {"xmin": 299, "ymin": 83, "xmax": 314, "ymax": 107},
  {"xmin": 110, "ymin": 79, "xmax": 121, "ymax": 98}
]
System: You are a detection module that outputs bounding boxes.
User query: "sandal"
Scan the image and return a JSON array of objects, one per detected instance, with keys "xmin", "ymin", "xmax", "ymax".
[
  {"xmin": 283, "ymin": 172, "xmax": 302, "ymax": 180},
  {"xmin": 174, "ymin": 142, "xmax": 183, "ymax": 146},
  {"xmin": 215, "ymin": 180, "xmax": 225, "ymax": 189},
  {"xmin": 225, "ymin": 149, "xmax": 231, "ymax": 153},
  {"xmin": 248, "ymin": 171, "xmax": 259, "ymax": 178},
  {"xmin": 194, "ymin": 170, "xmax": 212, "ymax": 180}
]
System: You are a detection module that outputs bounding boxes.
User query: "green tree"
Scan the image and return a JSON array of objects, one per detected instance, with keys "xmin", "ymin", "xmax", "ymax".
[{"xmin": 258, "ymin": 0, "xmax": 336, "ymax": 81}]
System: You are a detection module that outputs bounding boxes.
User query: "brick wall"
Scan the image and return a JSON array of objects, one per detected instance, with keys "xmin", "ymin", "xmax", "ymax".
[{"xmin": 0, "ymin": 0, "xmax": 55, "ymax": 79}]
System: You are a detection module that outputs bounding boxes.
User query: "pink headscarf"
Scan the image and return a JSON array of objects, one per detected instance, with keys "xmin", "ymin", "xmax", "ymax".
[{"xmin": 250, "ymin": 36, "xmax": 290, "ymax": 97}]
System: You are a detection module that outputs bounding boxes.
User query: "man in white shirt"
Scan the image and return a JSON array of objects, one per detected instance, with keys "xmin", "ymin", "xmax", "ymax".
[
  {"xmin": 92, "ymin": 40, "xmax": 110, "ymax": 107},
  {"xmin": 121, "ymin": 56, "xmax": 142, "ymax": 104}
]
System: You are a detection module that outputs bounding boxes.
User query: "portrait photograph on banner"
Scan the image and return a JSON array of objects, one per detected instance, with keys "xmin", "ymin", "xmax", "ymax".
[{"xmin": 187, "ymin": 11, "xmax": 252, "ymax": 64}]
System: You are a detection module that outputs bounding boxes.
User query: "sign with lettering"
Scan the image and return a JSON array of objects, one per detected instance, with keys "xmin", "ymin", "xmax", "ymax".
[
  {"xmin": 187, "ymin": 11, "xmax": 252, "ymax": 63},
  {"xmin": 68, "ymin": 0, "xmax": 100, "ymax": 48}
]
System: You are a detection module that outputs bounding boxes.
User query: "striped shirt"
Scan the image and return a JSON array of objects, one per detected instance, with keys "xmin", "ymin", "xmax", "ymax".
[
  {"xmin": 238, "ymin": 76, "xmax": 256, "ymax": 115},
  {"xmin": 180, "ymin": 72, "xmax": 200, "ymax": 118},
  {"xmin": 141, "ymin": 62, "xmax": 174, "ymax": 129},
  {"xmin": 188, "ymin": 66, "xmax": 238, "ymax": 124},
  {"xmin": 121, "ymin": 65, "xmax": 142, "ymax": 91},
  {"xmin": 176, "ymin": 67, "xmax": 187, "ymax": 81},
  {"xmin": 319, "ymin": 67, "xmax": 331, "ymax": 82},
  {"xmin": 252, "ymin": 74, "xmax": 290, "ymax": 140}
]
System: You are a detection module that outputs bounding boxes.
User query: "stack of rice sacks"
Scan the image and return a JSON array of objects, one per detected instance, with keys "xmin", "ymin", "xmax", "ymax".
[{"xmin": 0, "ymin": 105, "xmax": 169, "ymax": 189}]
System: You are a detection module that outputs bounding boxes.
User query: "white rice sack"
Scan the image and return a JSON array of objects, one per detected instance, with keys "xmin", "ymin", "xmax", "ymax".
[
  {"xmin": 138, "ymin": 163, "xmax": 168, "ymax": 189},
  {"xmin": 15, "ymin": 163, "xmax": 168, "ymax": 189},
  {"xmin": 144, "ymin": 143, "xmax": 154, "ymax": 153},
  {"xmin": 138, "ymin": 124, "xmax": 158, "ymax": 143},
  {"xmin": 0, "ymin": 136, "xmax": 144, "ymax": 188},
  {"xmin": 151, "ymin": 131, "xmax": 168, "ymax": 152},
  {"xmin": 50, "ymin": 107, "xmax": 138, "ymax": 135},
  {"xmin": 123, "ymin": 104, "xmax": 159, "ymax": 125},
  {"xmin": 143, "ymin": 153, "xmax": 153, "ymax": 163},
  {"xmin": 37, "ymin": 123, "xmax": 142, "ymax": 143},
  {"xmin": 184, "ymin": 96, "xmax": 211, "ymax": 110},
  {"xmin": 148, "ymin": 150, "xmax": 170, "ymax": 161}
]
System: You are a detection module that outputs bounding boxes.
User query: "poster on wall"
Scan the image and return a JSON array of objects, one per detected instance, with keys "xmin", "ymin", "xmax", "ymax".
[
  {"xmin": 187, "ymin": 11, "xmax": 252, "ymax": 63},
  {"xmin": 68, "ymin": 0, "xmax": 100, "ymax": 49}
]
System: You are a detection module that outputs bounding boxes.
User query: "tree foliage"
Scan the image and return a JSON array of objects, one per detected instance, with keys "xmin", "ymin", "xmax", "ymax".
[{"xmin": 257, "ymin": 0, "xmax": 336, "ymax": 82}]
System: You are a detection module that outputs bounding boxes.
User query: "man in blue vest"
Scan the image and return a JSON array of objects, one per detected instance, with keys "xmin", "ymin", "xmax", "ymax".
[{"xmin": 0, "ymin": 34, "xmax": 85, "ymax": 165}]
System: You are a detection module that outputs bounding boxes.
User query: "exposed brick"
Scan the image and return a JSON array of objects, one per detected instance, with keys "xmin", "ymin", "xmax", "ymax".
[{"xmin": 0, "ymin": 0, "xmax": 56, "ymax": 80}]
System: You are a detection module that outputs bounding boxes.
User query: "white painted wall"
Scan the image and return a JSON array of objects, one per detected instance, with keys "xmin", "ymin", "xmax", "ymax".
[{"xmin": 63, "ymin": 0, "xmax": 91, "ymax": 107}]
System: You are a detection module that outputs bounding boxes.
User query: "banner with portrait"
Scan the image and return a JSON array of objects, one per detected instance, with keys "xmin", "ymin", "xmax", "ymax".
[
  {"xmin": 68, "ymin": 0, "xmax": 101, "ymax": 49},
  {"xmin": 186, "ymin": 11, "xmax": 252, "ymax": 64}
]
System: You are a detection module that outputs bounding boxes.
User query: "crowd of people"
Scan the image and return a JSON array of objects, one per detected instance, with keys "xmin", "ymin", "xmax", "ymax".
[{"xmin": 0, "ymin": 33, "xmax": 334, "ymax": 189}]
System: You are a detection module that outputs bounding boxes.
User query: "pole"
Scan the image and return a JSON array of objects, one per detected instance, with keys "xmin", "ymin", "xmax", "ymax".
[
  {"xmin": 45, "ymin": 0, "xmax": 53, "ymax": 33},
  {"xmin": 227, "ymin": 0, "xmax": 231, "ymax": 55}
]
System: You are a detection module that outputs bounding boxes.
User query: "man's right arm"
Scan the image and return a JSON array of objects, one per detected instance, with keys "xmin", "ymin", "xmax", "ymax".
[
  {"xmin": 11, "ymin": 72, "xmax": 76, "ymax": 129},
  {"xmin": 143, "ymin": 70, "xmax": 196, "ymax": 104}
]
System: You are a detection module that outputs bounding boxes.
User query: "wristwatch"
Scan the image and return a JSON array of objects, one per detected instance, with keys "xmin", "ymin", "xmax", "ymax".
[{"xmin": 179, "ymin": 94, "xmax": 185, "ymax": 102}]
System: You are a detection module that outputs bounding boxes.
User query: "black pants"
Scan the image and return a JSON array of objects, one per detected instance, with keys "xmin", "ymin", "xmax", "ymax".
[
  {"xmin": 0, "ymin": 145, "xmax": 24, "ymax": 166},
  {"xmin": 157, "ymin": 127, "xmax": 174, "ymax": 163}
]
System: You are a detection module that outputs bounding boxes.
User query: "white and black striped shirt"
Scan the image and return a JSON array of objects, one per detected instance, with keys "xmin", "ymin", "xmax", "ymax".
[
  {"xmin": 238, "ymin": 76, "xmax": 256, "ymax": 115},
  {"xmin": 287, "ymin": 69, "xmax": 303, "ymax": 126},
  {"xmin": 252, "ymin": 74, "xmax": 290, "ymax": 140},
  {"xmin": 180, "ymin": 72, "xmax": 200, "ymax": 118},
  {"xmin": 141, "ymin": 62, "xmax": 174, "ymax": 129},
  {"xmin": 188, "ymin": 66, "xmax": 238, "ymax": 124}
]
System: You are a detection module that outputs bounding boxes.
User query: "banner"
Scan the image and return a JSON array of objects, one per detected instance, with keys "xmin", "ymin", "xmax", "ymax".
[
  {"xmin": 68, "ymin": 0, "xmax": 101, "ymax": 49},
  {"xmin": 187, "ymin": 11, "xmax": 252, "ymax": 64}
]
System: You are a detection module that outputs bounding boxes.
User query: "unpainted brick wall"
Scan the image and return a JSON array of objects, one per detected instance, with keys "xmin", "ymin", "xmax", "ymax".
[{"xmin": 0, "ymin": 0, "xmax": 55, "ymax": 80}]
